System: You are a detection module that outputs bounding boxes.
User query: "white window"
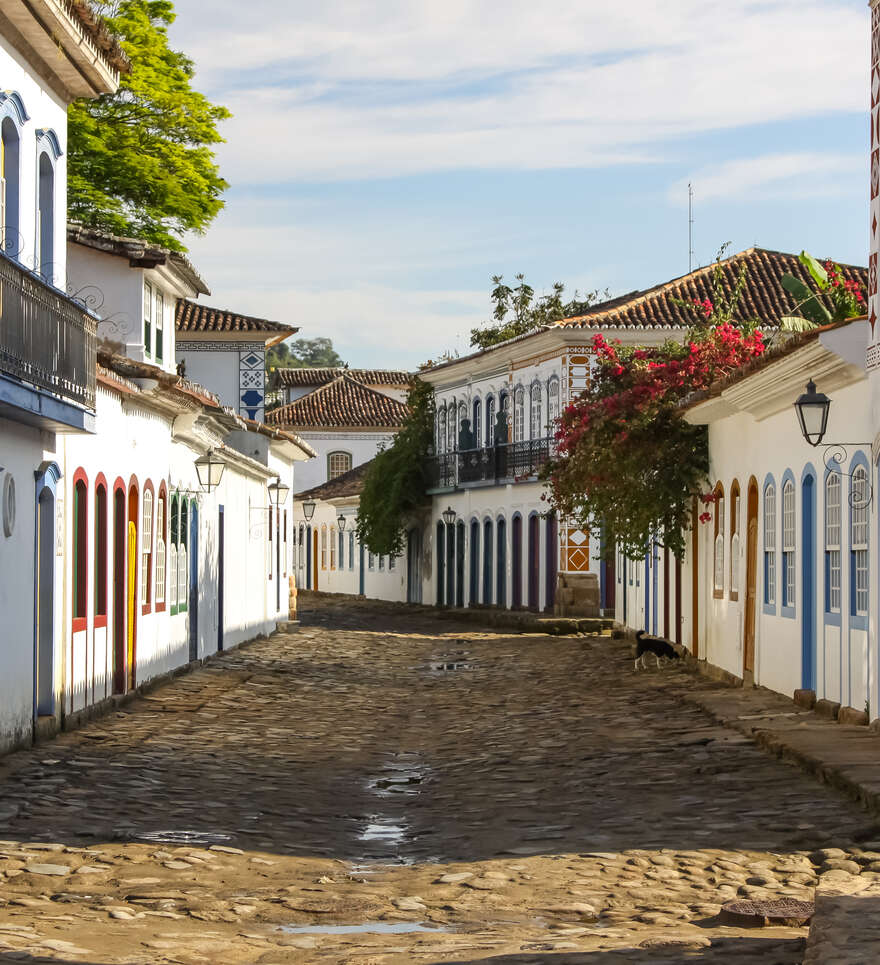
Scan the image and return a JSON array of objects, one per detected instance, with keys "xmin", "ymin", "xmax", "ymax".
[
  {"xmin": 268, "ymin": 510, "xmax": 274, "ymax": 579},
  {"xmin": 349, "ymin": 531, "xmax": 355, "ymax": 570},
  {"xmin": 321, "ymin": 525, "xmax": 327, "ymax": 569},
  {"xmin": 143, "ymin": 280, "xmax": 152, "ymax": 356},
  {"xmin": 155, "ymin": 495, "xmax": 166, "ymax": 605},
  {"xmin": 764, "ymin": 484, "xmax": 776, "ymax": 605},
  {"xmin": 379, "ymin": 554, "xmax": 385, "ymax": 571},
  {"xmin": 730, "ymin": 491, "xmax": 740, "ymax": 596},
  {"xmin": 472, "ymin": 398, "xmax": 482, "ymax": 449},
  {"xmin": 328, "ymin": 451, "xmax": 352, "ymax": 480},
  {"xmin": 178, "ymin": 544, "xmax": 187, "ymax": 607},
  {"xmin": 485, "ymin": 395, "xmax": 496, "ymax": 446},
  {"xmin": 389, "ymin": 553, "xmax": 395, "ymax": 570},
  {"xmin": 548, "ymin": 376, "xmax": 560, "ymax": 427},
  {"xmin": 330, "ymin": 526, "xmax": 336, "ymax": 570},
  {"xmin": 783, "ymin": 480, "xmax": 795, "ymax": 608},
  {"xmin": 368, "ymin": 551, "xmax": 375, "ymax": 570},
  {"xmin": 514, "ymin": 386, "xmax": 525, "ymax": 442},
  {"xmin": 437, "ymin": 406, "xmax": 446, "ymax": 454},
  {"xmin": 530, "ymin": 381, "xmax": 542, "ymax": 439},
  {"xmin": 852, "ymin": 465, "xmax": 869, "ymax": 616},
  {"xmin": 825, "ymin": 473, "xmax": 841, "ymax": 612},
  {"xmin": 458, "ymin": 402, "xmax": 466, "ymax": 446},
  {"xmin": 447, "ymin": 398, "xmax": 457, "ymax": 452},
  {"xmin": 141, "ymin": 489, "xmax": 153, "ymax": 603},
  {"xmin": 169, "ymin": 544, "xmax": 178, "ymax": 608},
  {"xmin": 713, "ymin": 492, "xmax": 725, "ymax": 593}
]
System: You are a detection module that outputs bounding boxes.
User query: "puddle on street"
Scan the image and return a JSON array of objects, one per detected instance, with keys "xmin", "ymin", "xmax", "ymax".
[
  {"xmin": 279, "ymin": 922, "xmax": 447, "ymax": 935},
  {"xmin": 359, "ymin": 820, "xmax": 407, "ymax": 843},
  {"xmin": 130, "ymin": 830, "xmax": 233, "ymax": 846}
]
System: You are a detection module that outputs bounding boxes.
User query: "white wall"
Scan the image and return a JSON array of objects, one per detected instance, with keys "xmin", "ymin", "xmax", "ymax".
[
  {"xmin": 294, "ymin": 431, "xmax": 397, "ymax": 493},
  {"xmin": 177, "ymin": 347, "xmax": 244, "ymax": 411},
  {"xmin": 0, "ymin": 36, "xmax": 68, "ymax": 287}
]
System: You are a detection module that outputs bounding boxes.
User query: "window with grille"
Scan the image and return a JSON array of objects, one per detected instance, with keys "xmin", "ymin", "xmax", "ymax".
[
  {"xmin": 548, "ymin": 377, "xmax": 560, "ymax": 426},
  {"xmin": 485, "ymin": 395, "xmax": 496, "ymax": 446},
  {"xmin": 321, "ymin": 525, "xmax": 327, "ymax": 569},
  {"xmin": 447, "ymin": 398, "xmax": 457, "ymax": 451},
  {"xmin": 155, "ymin": 290, "xmax": 164, "ymax": 361},
  {"xmin": 730, "ymin": 485, "xmax": 740, "ymax": 598},
  {"xmin": 330, "ymin": 526, "xmax": 336, "ymax": 570},
  {"xmin": 764, "ymin": 483, "xmax": 776, "ymax": 605},
  {"xmin": 514, "ymin": 387, "xmax": 525, "ymax": 442},
  {"xmin": 713, "ymin": 488, "xmax": 725, "ymax": 596},
  {"xmin": 472, "ymin": 398, "xmax": 482, "ymax": 448},
  {"xmin": 94, "ymin": 483, "xmax": 108, "ymax": 619},
  {"xmin": 379, "ymin": 555, "xmax": 385, "ymax": 571},
  {"xmin": 141, "ymin": 488, "xmax": 153, "ymax": 606},
  {"xmin": 851, "ymin": 465, "xmax": 869, "ymax": 616},
  {"xmin": 782, "ymin": 480, "xmax": 795, "ymax": 608},
  {"xmin": 437, "ymin": 406, "xmax": 446, "ymax": 454},
  {"xmin": 349, "ymin": 531, "xmax": 355, "ymax": 569},
  {"xmin": 368, "ymin": 551, "xmax": 375, "ymax": 570},
  {"xmin": 389, "ymin": 553, "xmax": 395, "ymax": 570},
  {"xmin": 328, "ymin": 451, "xmax": 352, "ymax": 480},
  {"xmin": 825, "ymin": 473, "xmax": 841, "ymax": 612},
  {"xmin": 178, "ymin": 502, "xmax": 188, "ymax": 610},
  {"xmin": 73, "ymin": 478, "xmax": 88, "ymax": 623},
  {"xmin": 530, "ymin": 381, "xmax": 542, "ymax": 439},
  {"xmin": 169, "ymin": 496, "xmax": 179, "ymax": 610},
  {"xmin": 458, "ymin": 402, "xmax": 466, "ymax": 446},
  {"xmin": 299, "ymin": 525, "xmax": 305, "ymax": 568}
]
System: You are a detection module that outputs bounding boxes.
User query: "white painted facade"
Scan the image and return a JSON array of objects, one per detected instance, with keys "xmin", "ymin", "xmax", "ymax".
[{"xmin": 293, "ymin": 430, "xmax": 398, "ymax": 494}]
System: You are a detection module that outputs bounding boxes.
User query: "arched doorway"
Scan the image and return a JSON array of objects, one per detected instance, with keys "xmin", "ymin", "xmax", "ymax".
[
  {"xmin": 189, "ymin": 501, "xmax": 199, "ymax": 662},
  {"xmin": 496, "ymin": 517, "xmax": 507, "ymax": 608},
  {"xmin": 34, "ymin": 465, "xmax": 59, "ymax": 718},
  {"xmin": 406, "ymin": 527, "xmax": 422, "ymax": 603},
  {"xmin": 469, "ymin": 519, "xmax": 479, "ymax": 605},
  {"xmin": 743, "ymin": 479, "xmax": 759, "ymax": 676},
  {"xmin": 527, "ymin": 513, "xmax": 540, "ymax": 611},
  {"xmin": 436, "ymin": 521, "xmax": 445, "ymax": 605},
  {"xmin": 545, "ymin": 512, "xmax": 558, "ymax": 611},
  {"xmin": 127, "ymin": 484, "xmax": 138, "ymax": 691},
  {"xmin": 112, "ymin": 483, "xmax": 126, "ymax": 694},
  {"xmin": 455, "ymin": 520, "xmax": 465, "ymax": 607},
  {"xmin": 801, "ymin": 470, "xmax": 817, "ymax": 690},
  {"xmin": 511, "ymin": 514, "xmax": 523, "ymax": 608},
  {"xmin": 482, "ymin": 518, "xmax": 493, "ymax": 605}
]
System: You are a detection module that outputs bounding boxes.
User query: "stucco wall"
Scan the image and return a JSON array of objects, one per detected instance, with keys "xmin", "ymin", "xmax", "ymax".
[{"xmin": 293, "ymin": 431, "xmax": 397, "ymax": 494}]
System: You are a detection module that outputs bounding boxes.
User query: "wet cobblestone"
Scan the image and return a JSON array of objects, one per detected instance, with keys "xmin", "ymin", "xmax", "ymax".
[{"xmin": 0, "ymin": 598, "xmax": 876, "ymax": 963}]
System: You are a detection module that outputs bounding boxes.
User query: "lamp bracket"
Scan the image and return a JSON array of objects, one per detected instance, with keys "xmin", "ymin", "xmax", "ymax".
[{"xmin": 822, "ymin": 444, "xmax": 873, "ymax": 509}]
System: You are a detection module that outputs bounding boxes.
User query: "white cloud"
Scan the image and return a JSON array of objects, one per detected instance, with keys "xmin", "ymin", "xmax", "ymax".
[
  {"xmin": 168, "ymin": 0, "xmax": 867, "ymax": 182},
  {"xmin": 670, "ymin": 153, "xmax": 864, "ymax": 202}
]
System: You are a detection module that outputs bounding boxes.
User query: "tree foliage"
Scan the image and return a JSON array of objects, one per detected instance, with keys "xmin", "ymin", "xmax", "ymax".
[
  {"xmin": 68, "ymin": 0, "xmax": 230, "ymax": 250},
  {"xmin": 356, "ymin": 379, "xmax": 434, "ymax": 557},
  {"xmin": 470, "ymin": 275, "xmax": 612, "ymax": 350},
  {"xmin": 545, "ymin": 253, "xmax": 766, "ymax": 559},
  {"xmin": 268, "ymin": 337, "xmax": 346, "ymax": 371}
]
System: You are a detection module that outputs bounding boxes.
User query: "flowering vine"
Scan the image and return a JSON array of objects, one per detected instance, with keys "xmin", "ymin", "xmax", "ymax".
[{"xmin": 543, "ymin": 314, "xmax": 766, "ymax": 560}]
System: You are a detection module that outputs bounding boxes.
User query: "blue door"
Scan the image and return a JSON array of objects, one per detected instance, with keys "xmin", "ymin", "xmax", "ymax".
[
  {"xmin": 306, "ymin": 525, "xmax": 312, "ymax": 589},
  {"xmin": 189, "ymin": 502, "xmax": 198, "ymax": 662},
  {"xmin": 802, "ymin": 473, "xmax": 817, "ymax": 690}
]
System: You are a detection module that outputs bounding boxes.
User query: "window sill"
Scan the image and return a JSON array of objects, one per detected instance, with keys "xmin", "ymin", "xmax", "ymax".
[
  {"xmin": 762, "ymin": 602, "xmax": 777, "ymax": 616},
  {"xmin": 156, "ymin": 603, "xmax": 166, "ymax": 613},
  {"xmin": 94, "ymin": 615, "xmax": 107, "ymax": 629},
  {"xmin": 781, "ymin": 604, "xmax": 796, "ymax": 620},
  {"xmin": 141, "ymin": 604, "xmax": 152, "ymax": 616},
  {"xmin": 823, "ymin": 610, "xmax": 842, "ymax": 627},
  {"xmin": 713, "ymin": 588, "xmax": 724, "ymax": 600},
  {"xmin": 851, "ymin": 613, "xmax": 869, "ymax": 631},
  {"xmin": 72, "ymin": 617, "xmax": 87, "ymax": 633}
]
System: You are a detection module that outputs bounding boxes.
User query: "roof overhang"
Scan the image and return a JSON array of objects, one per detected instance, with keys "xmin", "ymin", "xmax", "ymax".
[
  {"xmin": 0, "ymin": 0, "xmax": 124, "ymax": 100},
  {"xmin": 685, "ymin": 322, "xmax": 868, "ymax": 426}
]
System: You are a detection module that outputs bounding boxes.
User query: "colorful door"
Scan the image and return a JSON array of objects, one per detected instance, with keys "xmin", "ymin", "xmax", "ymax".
[
  {"xmin": 126, "ymin": 520, "xmax": 136, "ymax": 690},
  {"xmin": 744, "ymin": 479, "xmax": 759, "ymax": 674},
  {"xmin": 189, "ymin": 502, "xmax": 199, "ymax": 662},
  {"xmin": 512, "ymin": 515, "xmax": 523, "ymax": 608},
  {"xmin": 313, "ymin": 530, "xmax": 319, "ymax": 590},
  {"xmin": 801, "ymin": 473, "xmax": 817, "ymax": 690},
  {"xmin": 527, "ymin": 514, "xmax": 539, "ymax": 611}
]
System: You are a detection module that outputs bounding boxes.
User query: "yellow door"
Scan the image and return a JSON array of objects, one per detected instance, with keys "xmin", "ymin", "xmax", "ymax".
[{"xmin": 127, "ymin": 521, "xmax": 136, "ymax": 688}]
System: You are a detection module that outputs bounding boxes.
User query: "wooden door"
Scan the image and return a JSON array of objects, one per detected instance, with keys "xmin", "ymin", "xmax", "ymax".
[
  {"xmin": 691, "ymin": 497, "xmax": 699, "ymax": 659},
  {"xmin": 313, "ymin": 530, "xmax": 319, "ymax": 590},
  {"xmin": 744, "ymin": 479, "xmax": 759, "ymax": 675},
  {"xmin": 126, "ymin": 521, "xmax": 136, "ymax": 690}
]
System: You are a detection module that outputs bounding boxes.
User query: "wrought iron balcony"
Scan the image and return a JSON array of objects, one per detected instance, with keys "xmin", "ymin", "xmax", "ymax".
[
  {"xmin": 427, "ymin": 438, "xmax": 552, "ymax": 491},
  {"xmin": 0, "ymin": 251, "xmax": 96, "ymax": 413}
]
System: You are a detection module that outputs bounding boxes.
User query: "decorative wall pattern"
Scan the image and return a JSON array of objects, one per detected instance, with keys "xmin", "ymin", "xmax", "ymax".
[{"xmin": 239, "ymin": 348, "xmax": 265, "ymax": 421}]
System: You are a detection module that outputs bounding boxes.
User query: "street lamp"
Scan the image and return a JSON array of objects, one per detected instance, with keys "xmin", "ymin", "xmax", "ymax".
[
  {"xmin": 794, "ymin": 379, "xmax": 831, "ymax": 447},
  {"xmin": 337, "ymin": 514, "xmax": 347, "ymax": 531},
  {"xmin": 268, "ymin": 476, "xmax": 290, "ymax": 506},
  {"xmin": 194, "ymin": 449, "xmax": 225, "ymax": 492},
  {"xmin": 442, "ymin": 505, "xmax": 456, "ymax": 527},
  {"xmin": 302, "ymin": 499, "xmax": 316, "ymax": 521}
]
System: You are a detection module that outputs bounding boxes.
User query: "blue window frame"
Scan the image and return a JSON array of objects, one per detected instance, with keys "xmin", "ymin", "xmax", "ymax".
[
  {"xmin": 763, "ymin": 475, "xmax": 777, "ymax": 614},
  {"xmin": 780, "ymin": 472, "xmax": 795, "ymax": 618},
  {"xmin": 850, "ymin": 456, "xmax": 869, "ymax": 630}
]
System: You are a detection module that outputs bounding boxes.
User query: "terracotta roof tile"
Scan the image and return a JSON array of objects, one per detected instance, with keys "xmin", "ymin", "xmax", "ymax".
[
  {"xmin": 296, "ymin": 460, "xmax": 372, "ymax": 500},
  {"xmin": 559, "ymin": 248, "xmax": 867, "ymax": 331},
  {"xmin": 267, "ymin": 375, "xmax": 409, "ymax": 430},
  {"xmin": 273, "ymin": 367, "xmax": 411, "ymax": 388},
  {"xmin": 175, "ymin": 299, "xmax": 298, "ymax": 339}
]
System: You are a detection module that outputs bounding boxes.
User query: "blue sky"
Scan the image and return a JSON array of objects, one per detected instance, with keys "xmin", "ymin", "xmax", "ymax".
[{"xmin": 170, "ymin": 0, "xmax": 869, "ymax": 368}]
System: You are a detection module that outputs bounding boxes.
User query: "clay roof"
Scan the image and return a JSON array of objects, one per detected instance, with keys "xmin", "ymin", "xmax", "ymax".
[
  {"xmin": 296, "ymin": 460, "xmax": 372, "ymax": 501},
  {"xmin": 68, "ymin": 0, "xmax": 130, "ymax": 73},
  {"xmin": 267, "ymin": 374, "xmax": 410, "ymax": 430},
  {"xmin": 176, "ymin": 299, "xmax": 298, "ymax": 344},
  {"xmin": 558, "ymin": 248, "xmax": 868, "ymax": 331},
  {"xmin": 68, "ymin": 224, "xmax": 209, "ymax": 295},
  {"xmin": 273, "ymin": 367, "xmax": 411, "ymax": 388}
]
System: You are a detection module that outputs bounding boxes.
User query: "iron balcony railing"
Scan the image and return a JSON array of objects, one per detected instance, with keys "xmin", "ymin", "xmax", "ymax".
[
  {"xmin": 427, "ymin": 437, "xmax": 552, "ymax": 490},
  {"xmin": 0, "ymin": 251, "xmax": 97, "ymax": 411}
]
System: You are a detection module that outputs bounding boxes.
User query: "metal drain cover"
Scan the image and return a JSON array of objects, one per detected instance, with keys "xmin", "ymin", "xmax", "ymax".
[{"xmin": 720, "ymin": 898, "xmax": 814, "ymax": 927}]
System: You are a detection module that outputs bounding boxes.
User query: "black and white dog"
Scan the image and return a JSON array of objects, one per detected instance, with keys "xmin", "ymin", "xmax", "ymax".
[{"xmin": 634, "ymin": 630, "xmax": 681, "ymax": 671}]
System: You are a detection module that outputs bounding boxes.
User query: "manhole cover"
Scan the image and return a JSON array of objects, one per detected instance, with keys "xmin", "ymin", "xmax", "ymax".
[{"xmin": 720, "ymin": 898, "xmax": 814, "ymax": 927}]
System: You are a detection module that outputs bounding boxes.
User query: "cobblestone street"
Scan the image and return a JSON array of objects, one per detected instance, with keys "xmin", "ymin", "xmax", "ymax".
[{"xmin": 0, "ymin": 599, "xmax": 877, "ymax": 964}]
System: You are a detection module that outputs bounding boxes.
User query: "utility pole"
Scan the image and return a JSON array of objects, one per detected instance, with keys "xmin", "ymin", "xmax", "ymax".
[{"xmin": 688, "ymin": 182, "xmax": 695, "ymax": 273}]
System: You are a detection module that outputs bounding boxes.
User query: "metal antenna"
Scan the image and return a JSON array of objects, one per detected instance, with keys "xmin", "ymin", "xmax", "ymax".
[{"xmin": 688, "ymin": 182, "xmax": 695, "ymax": 273}]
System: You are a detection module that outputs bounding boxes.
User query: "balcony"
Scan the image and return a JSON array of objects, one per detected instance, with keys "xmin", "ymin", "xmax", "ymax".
[
  {"xmin": 427, "ymin": 438, "xmax": 553, "ymax": 492},
  {"xmin": 0, "ymin": 251, "xmax": 96, "ymax": 430}
]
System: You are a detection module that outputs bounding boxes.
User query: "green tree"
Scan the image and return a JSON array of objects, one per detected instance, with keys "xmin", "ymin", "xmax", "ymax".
[
  {"xmin": 357, "ymin": 379, "xmax": 433, "ymax": 557},
  {"xmin": 268, "ymin": 337, "xmax": 346, "ymax": 371},
  {"xmin": 67, "ymin": 0, "xmax": 230, "ymax": 250},
  {"xmin": 471, "ymin": 276, "xmax": 611, "ymax": 350}
]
